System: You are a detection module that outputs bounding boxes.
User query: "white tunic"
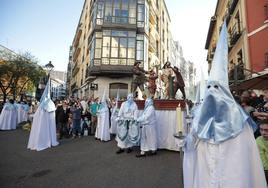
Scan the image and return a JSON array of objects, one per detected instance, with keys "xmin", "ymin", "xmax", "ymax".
[
  {"xmin": 17, "ymin": 104, "xmax": 29, "ymax": 123},
  {"xmin": 138, "ymin": 105, "xmax": 157, "ymax": 151},
  {"xmin": 110, "ymin": 107, "xmax": 118, "ymax": 134},
  {"xmin": 27, "ymin": 107, "xmax": 59, "ymax": 151},
  {"xmin": 0, "ymin": 103, "xmax": 17, "ymax": 130},
  {"xmin": 95, "ymin": 106, "xmax": 110, "ymax": 141},
  {"xmin": 116, "ymin": 101, "xmax": 138, "ymax": 149},
  {"xmin": 190, "ymin": 123, "xmax": 267, "ymax": 188}
]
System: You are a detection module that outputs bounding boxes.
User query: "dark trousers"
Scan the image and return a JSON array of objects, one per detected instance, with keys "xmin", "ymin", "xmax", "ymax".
[
  {"xmin": 57, "ymin": 122, "xmax": 68, "ymax": 139},
  {"xmin": 72, "ymin": 119, "xmax": 81, "ymax": 136}
]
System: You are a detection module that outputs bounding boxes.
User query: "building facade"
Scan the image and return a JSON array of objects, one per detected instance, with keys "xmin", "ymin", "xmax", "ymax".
[
  {"xmin": 69, "ymin": 0, "xmax": 173, "ymax": 99},
  {"xmin": 51, "ymin": 78, "xmax": 66, "ymax": 101},
  {"xmin": 205, "ymin": 0, "xmax": 268, "ymax": 88},
  {"xmin": 66, "ymin": 46, "xmax": 74, "ymax": 98},
  {"xmin": 49, "ymin": 70, "xmax": 67, "ymax": 100},
  {"xmin": 245, "ymin": 0, "xmax": 268, "ymax": 73}
]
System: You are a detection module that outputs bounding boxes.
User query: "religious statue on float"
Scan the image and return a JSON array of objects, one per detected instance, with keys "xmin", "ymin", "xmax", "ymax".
[
  {"xmin": 131, "ymin": 60, "xmax": 186, "ymax": 100},
  {"xmin": 160, "ymin": 61, "xmax": 186, "ymax": 100},
  {"xmin": 131, "ymin": 61, "xmax": 148, "ymax": 98}
]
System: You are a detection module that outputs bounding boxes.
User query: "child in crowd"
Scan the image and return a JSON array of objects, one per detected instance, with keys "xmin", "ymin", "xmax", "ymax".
[{"xmin": 256, "ymin": 119, "xmax": 268, "ymax": 184}]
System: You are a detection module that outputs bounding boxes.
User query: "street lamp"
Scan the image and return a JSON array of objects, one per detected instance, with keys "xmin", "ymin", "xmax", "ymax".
[{"xmin": 44, "ymin": 61, "xmax": 54, "ymax": 76}]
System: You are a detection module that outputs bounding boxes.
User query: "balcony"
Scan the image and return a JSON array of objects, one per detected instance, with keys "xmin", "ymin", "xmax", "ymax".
[
  {"xmin": 210, "ymin": 45, "xmax": 216, "ymax": 55},
  {"xmin": 71, "ymin": 82, "xmax": 77, "ymax": 91},
  {"xmin": 228, "ymin": 22, "xmax": 242, "ymax": 49},
  {"xmin": 73, "ymin": 28, "xmax": 82, "ymax": 48},
  {"xmin": 148, "ymin": 0, "xmax": 158, "ymax": 14},
  {"xmin": 102, "ymin": 16, "xmax": 137, "ymax": 28},
  {"xmin": 72, "ymin": 63, "xmax": 80, "ymax": 76},
  {"xmin": 205, "ymin": 16, "xmax": 217, "ymax": 49},
  {"xmin": 87, "ymin": 65, "xmax": 133, "ymax": 77},
  {"xmin": 228, "ymin": 0, "xmax": 239, "ymax": 15},
  {"xmin": 85, "ymin": 67, "xmax": 97, "ymax": 82},
  {"xmin": 229, "ymin": 62, "xmax": 245, "ymax": 82},
  {"xmin": 149, "ymin": 8, "xmax": 156, "ymax": 25},
  {"xmin": 73, "ymin": 47, "xmax": 81, "ymax": 62},
  {"xmin": 149, "ymin": 34, "xmax": 157, "ymax": 53}
]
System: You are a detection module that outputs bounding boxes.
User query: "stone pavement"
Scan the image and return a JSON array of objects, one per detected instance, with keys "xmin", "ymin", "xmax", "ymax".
[{"xmin": 0, "ymin": 129, "xmax": 182, "ymax": 188}]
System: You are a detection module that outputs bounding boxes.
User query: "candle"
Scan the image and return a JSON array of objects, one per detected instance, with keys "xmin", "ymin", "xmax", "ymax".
[{"xmin": 176, "ymin": 104, "xmax": 183, "ymax": 133}]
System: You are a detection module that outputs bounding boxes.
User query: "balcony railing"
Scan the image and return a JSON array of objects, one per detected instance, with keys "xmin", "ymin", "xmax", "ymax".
[
  {"xmin": 211, "ymin": 45, "xmax": 216, "ymax": 55},
  {"xmin": 73, "ymin": 47, "xmax": 81, "ymax": 62},
  {"xmin": 72, "ymin": 63, "xmax": 80, "ymax": 76},
  {"xmin": 71, "ymin": 82, "xmax": 77, "ymax": 90},
  {"xmin": 228, "ymin": 0, "xmax": 239, "ymax": 15},
  {"xmin": 229, "ymin": 22, "xmax": 242, "ymax": 49},
  {"xmin": 103, "ymin": 16, "xmax": 136, "ymax": 25},
  {"xmin": 87, "ymin": 64, "xmax": 133, "ymax": 77},
  {"xmin": 73, "ymin": 28, "xmax": 82, "ymax": 48},
  {"xmin": 229, "ymin": 62, "xmax": 245, "ymax": 82},
  {"xmin": 149, "ymin": 8, "xmax": 156, "ymax": 25},
  {"xmin": 149, "ymin": 35, "xmax": 157, "ymax": 53}
]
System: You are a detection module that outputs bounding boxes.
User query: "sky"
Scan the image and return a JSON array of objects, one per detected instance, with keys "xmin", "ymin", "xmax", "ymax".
[{"xmin": 0, "ymin": 0, "xmax": 217, "ymax": 73}]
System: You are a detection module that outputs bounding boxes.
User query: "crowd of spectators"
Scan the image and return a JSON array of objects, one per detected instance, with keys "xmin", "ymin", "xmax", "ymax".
[
  {"xmin": 54, "ymin": 96, "xmax": 118, "ymax": 139},
  {"xmin": 233, "ymin": 88, "xmax": 268, "ymax": 181}
]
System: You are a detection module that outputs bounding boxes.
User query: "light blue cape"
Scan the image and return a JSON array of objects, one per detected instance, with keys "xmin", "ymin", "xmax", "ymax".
[{"xmin": 192, "ymin": 21, "xmax": 256, "ymax": 143}]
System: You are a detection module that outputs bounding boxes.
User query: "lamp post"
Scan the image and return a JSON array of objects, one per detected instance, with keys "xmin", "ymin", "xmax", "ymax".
[
  {"xmin": 44, "ymin": 61, "xmax": 54, "ymax": 99},
  {"xmin": 44, "ymin": 61, "xmax": 54, "ymax": 79}
]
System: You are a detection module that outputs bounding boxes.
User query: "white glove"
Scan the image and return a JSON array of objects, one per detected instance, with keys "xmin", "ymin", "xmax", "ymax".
[{"xmin": 175, "ymin": 139, "xmax": 185, "ymax": 148}]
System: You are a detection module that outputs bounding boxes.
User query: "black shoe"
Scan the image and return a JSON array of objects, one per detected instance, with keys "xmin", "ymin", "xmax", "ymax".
[
  {"xmin": 116, "ymin": 149, "xmax": 124, "ymax": 154},
  {"xmin": 126, "ymin": 148, "xmax": 132, "ymax": 153},
  {"xmin": 136, "ymin": 154, "xmax": 146, "ymax": 158},
  {"xmin": 148, "ymin": 151, "xmax": 157, "ymax": 156}
]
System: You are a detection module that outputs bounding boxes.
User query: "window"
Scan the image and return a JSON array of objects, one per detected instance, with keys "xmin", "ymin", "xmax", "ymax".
[
  {"xmin": 162, "ymin": 29, "xmax": 165, "ymax": 42},
  {"xmin": 109, "ymin": 83, "xmax": 128, "ymax": 99},
  {"xmin": 235, "ymin": 11, "xmax": 241, "ymax": 33},
  {"xmin": 237, "ymin": 49, "xmax": 243, "ymax": 64},
  {"xmin": 104, "ymin": 0, "xmax": 136, "ymax": 24},
  {"xmin": 96, "ymin": 1, "xmax": 104, "ymax": 25},
  {"xmin": 91, "ymin": 30, "xmax": 136, "ymax": 65},
  {"xmin": 93, "ymin": 32, "xmax": 102, "ymax": 61},
  {"xmin": 137, "ymin": 4, "xmax": 145, "ymax": 27},
  {"xmin": 167, "ymin": 37, "xmax": 169, "ymax": 50},
  {"xmin": 136, "ymin": 35, "xmax": 144, "ymax": 61},
  {"xmin": 156, "ymin": 16, "xmax": 159, "ymax": 32},
  {"xmin": 156, "ymin": 40, "xmax": 159, "ymax": 57},
  {"xmin": 162, "ymin": 50, "xmax": 165, "ymax": 64}
]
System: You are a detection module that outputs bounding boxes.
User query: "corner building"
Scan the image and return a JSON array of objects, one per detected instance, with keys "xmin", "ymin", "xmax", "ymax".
[{"xmin": 69, "ymin": 0, "xmax": 172, "ymax": 99}]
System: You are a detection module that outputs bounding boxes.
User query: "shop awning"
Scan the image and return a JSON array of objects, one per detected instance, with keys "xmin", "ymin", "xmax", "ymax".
[{"xmin": 230, "ymin": 73, "xmax": 268, "ymax": 90}]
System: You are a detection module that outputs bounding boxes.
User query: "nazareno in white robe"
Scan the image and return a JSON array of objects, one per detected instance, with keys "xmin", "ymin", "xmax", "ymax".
[
  {"xmin": 0, "ymin": 103, "xmax": 17, "ymax": 130},
  {"xmin": 95, "ymin": 106, "xmax": 110, "ymax": 141},
  {"xmin": 189, "ymin": 123, "xmax": 267, "ymax": 188},
  {"xmin": 138, "ymin": 105, "xmax": 157, "ymax": 152},
  {"xmin": 116, "ymin": 101, "xmax": 138, "ymax": 149},
  {"xmin": 27, "ymin": 106, "xmax": 59, "ymax": 151},
  {"xmin": 17, "ymin": 104, "xmax": 29, "ymax": 123},
  {"xmin": 110, "ymin": 106, "xmax": 118, "ymax": 135}
]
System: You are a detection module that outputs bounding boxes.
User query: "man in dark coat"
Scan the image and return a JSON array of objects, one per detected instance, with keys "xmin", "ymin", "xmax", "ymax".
[
  {"xmin": 56, "ymin": 101, "xmax": 70, "ymax": 139},
  {"xmin": 172, "ymin": 66, "xmax": 186, "ymax": 99},
  {"xmin": 131, "ymin": 61, "xmax": 148, "ymax": 95}
]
